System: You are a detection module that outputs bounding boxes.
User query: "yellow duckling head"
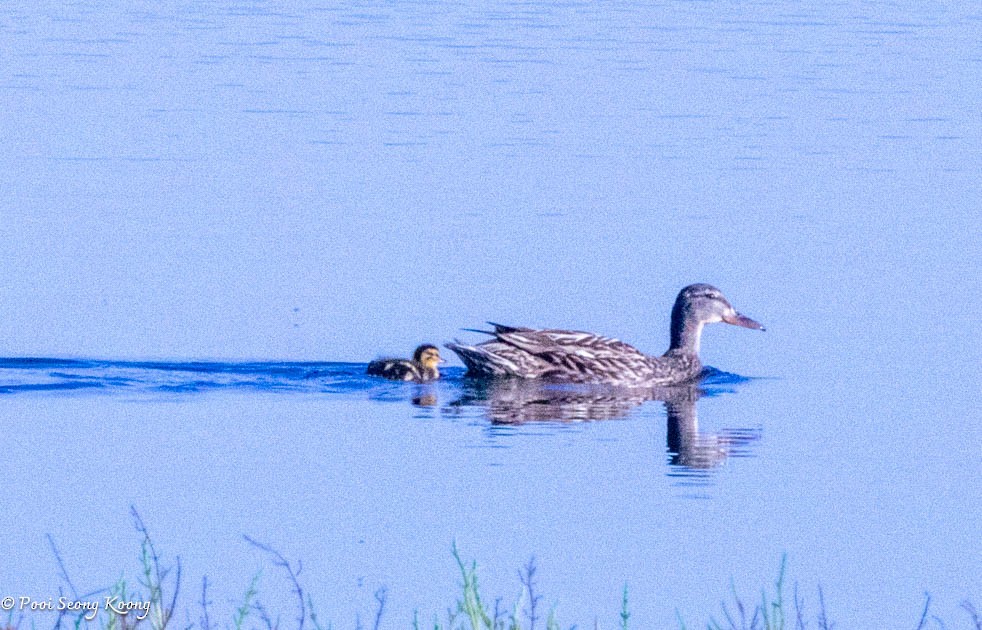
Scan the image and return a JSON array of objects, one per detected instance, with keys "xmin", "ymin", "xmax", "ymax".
[{"xmin": 413, "ymin": 344, "xmax": 443, "ymax": 372}]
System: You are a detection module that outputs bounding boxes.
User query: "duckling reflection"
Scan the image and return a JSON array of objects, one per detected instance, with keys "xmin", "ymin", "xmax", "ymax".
[
  {"xmin": 366, "ymin": 380, "xmax": 440, "ymax": 407},
  {"xmin": 448, "ymin": 378, "xmax": 759, "ymax": 471},
  {"xmin": 411, "ymin": 384, "xmax": 439, "ymax": 407}
]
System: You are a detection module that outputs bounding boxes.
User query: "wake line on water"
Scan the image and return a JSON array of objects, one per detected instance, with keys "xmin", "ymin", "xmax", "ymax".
[
  {"xmin": 0, "ymin": 358, "xmax": 377, "ymax": 396},
  {"xmin": 0, "ymin": 358, "xmax": 754, "ymax": 397}
]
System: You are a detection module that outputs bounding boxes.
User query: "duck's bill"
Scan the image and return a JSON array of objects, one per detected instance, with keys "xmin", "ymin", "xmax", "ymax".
[{"xmin": 723, "ymin": 312, "xmax": 766, "ymax": 331}]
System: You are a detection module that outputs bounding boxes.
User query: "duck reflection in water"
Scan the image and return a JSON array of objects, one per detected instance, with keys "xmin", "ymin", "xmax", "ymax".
[{"xmin": 448, "ymin": 376, "xmax": 760, "ymax": 471}]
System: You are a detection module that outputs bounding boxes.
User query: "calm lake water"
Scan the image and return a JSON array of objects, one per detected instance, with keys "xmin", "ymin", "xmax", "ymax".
[{"xmin": 2, "ymin": 1, "xmax": 980, "ymax": 628}]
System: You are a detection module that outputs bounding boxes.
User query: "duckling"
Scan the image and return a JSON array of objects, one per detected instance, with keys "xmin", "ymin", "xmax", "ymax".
[{"xmin": 367, "ymin": 344, "xmax": 444, "ymax": 382}]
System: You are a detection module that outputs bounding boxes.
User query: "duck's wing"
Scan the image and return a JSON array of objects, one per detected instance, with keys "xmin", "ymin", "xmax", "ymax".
[
  {"xmin": 445, "ymin": 339, "xmax": 554, "ymax": 378},
  {"xmin": 448, "ymin": 323, "xmax": 687, "ymax": 384},
  {"xmin": 488, "ymin": 325, "xmax": 662, "ymax": 383},
  {"xmin": 490, "ymin": 325, "xmax": 649, "ymax": 361}
]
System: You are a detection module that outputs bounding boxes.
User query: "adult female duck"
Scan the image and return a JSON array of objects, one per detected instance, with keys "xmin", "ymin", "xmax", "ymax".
[
  {"xmin": 445, "ymin": 284, "xmax": 763, "ymax": 386},
  {"xmin": 367, "ymin": 344, "xmax": 444, "ymax": 382}
]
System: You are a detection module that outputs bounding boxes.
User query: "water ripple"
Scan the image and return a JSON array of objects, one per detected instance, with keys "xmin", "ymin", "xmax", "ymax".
[{"xmin": 0, "ymin": 358, "xmax": 754, "ymax": 397}]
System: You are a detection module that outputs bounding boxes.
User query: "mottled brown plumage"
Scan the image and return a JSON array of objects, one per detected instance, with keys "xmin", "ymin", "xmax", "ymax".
[
  {"xmin": 446, "ymin": 284, "xmax": 763, "ymax": 386},
  {"xmin": 367, "ymin": 344, "xmax": 443, "ymax": 382}
]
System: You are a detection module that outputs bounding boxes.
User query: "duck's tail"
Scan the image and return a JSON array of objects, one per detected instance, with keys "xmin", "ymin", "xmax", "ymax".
[{"xmin": 445, "ymin": 340, "xmax": 519, "ymax": 378}]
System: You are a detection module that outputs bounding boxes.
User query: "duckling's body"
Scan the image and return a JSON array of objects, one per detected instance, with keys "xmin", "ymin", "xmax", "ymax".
[
  {"xmin": 367, "ymin": 344, "xmax": 443, "ymax": 382},
  {"xmin": 445, "ymin": 284, "xmax": 763, "ymax": 386}
]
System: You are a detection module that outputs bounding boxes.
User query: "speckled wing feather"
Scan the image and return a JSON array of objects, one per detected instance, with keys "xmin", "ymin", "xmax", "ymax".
[
  {"xmin": 445, "ymin": 339, "xmax": 554, "ymax": 378},
  {"xmin": 487, "ymin": 324, "xmax": 670, "ymax": 384},
  {"xmin": 447, "ymin": 323, "xmax": 702, "ymax": 385}
]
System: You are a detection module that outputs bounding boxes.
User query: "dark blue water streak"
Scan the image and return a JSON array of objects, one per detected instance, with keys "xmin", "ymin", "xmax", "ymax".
[{"xmin": 0, "ymin": 357, "xmax": 754, "ymax": 398}]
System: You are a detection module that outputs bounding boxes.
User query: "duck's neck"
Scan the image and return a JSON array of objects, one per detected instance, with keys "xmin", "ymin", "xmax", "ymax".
[{"xmin": 668, "ymin": 305, "xmax": 704, "ymax": 355}]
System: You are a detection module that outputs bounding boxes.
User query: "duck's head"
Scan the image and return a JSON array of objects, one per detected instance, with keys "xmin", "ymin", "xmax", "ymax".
[
  {"xmin": 670, "ymin": 284, "xmax": 764, "ymax": 352},
  {"xmin": 674, "ymin": 284, "xmax": 765, "ymax": 330},
  {"xmin": 412, "ymin": 344, "xmax": 444, "ymax": 371}
]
